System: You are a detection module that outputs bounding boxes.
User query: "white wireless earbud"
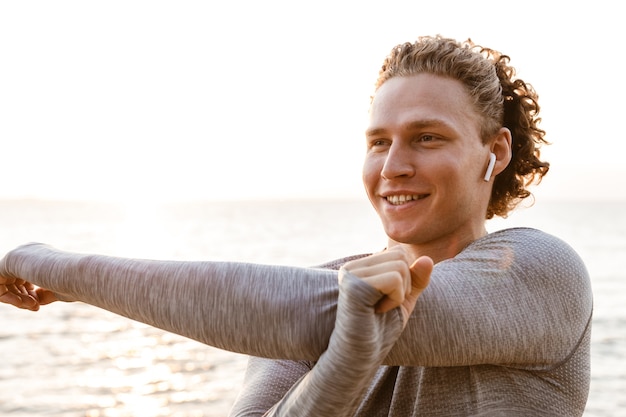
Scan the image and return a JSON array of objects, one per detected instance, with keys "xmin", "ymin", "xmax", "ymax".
[{"xmin": 483, "ymin": 152, "xmax": 496, "ymax": 182}]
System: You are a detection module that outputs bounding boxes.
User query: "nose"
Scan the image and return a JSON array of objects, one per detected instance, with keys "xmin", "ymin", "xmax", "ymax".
[{"xmin": 380, "ymin": 142, "xmax": 415, "ymax": 180}]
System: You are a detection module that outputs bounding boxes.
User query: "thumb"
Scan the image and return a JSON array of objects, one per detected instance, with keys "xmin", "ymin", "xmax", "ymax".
[
  {"xmin": 409, "ymin": 256, "xmax": 433, "ymax": 295},
  {"xmin": 395, "ymin": 256, "xmax": 433, "ymax": 326},
  {"xmin": 34, "ymin": 287, "xmax": 60, "ymax": 305}
]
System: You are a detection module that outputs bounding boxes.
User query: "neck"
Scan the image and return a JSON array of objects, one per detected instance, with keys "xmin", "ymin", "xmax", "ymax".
[{"xmin": 388, "ymin": 225, "xmax": 488, "ymax": 264}]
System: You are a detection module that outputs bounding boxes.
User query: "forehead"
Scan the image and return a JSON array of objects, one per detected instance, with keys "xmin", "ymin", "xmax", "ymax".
[{"xmin": 368, "ymin": 73, "xmax": 481, "ymax": 135}]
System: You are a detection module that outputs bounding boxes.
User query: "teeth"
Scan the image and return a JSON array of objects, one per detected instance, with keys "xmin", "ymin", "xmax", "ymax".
[{"xmin": 386, "ymin": 195, "xmax": 424, "ymax": 205}]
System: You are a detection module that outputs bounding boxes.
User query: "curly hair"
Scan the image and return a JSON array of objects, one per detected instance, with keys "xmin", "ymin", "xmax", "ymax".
[{"xmin": 374, "ymin": 35, "xmax": 550, "ymax": 218}]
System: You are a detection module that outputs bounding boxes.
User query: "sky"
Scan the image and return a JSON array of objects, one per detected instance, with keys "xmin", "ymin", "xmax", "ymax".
[{"xmin": 1, "ymin": 0, "xmax": 624, "ymax": 203}]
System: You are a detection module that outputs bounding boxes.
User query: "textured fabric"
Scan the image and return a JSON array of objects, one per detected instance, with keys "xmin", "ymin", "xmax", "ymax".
[
  {"xmin": 230, "ymin": 228, "xmax": 593, "ymax": 416},
  {"xmin": 1, "ymin": 228, "xmax": 592, "ymax": 416},
  {"xmin": 260, "ymin": 271, "xmax": 405, "ymax": 416}
]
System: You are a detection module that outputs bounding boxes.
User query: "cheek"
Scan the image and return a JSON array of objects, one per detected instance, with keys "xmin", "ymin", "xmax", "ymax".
[
  {"xmin": 440, "ymin": 153, "xmax": 476, "ymax": 180},
  {"xmin": 441, "ymin": 157, "xmax": 486, "ymax": 199},
  {"xmin": 362, "ymin": 157, "xmax": 380, "ymax": 189},
  {"xmin": 428, "ymin": 157, "xmax": 474, "ymax": 196}
]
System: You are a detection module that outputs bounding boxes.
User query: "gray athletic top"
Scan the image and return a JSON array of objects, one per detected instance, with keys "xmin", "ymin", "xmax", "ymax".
[{"xmin": 2, "ymin": 228, "xmax": 592, "ymax": 416}]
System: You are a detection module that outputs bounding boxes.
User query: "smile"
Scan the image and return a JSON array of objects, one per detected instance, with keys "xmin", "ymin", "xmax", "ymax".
[{"xmin": 385, "ymin": 194, "xmax": 428, "ymax": 205}]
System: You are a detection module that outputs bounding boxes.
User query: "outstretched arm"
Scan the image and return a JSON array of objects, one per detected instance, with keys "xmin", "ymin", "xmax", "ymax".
[
  {"xmin": 0, "ymin": 228, "xmax": 592, "ymax": 368},
  {"xmin": 2, "ymin": 243, "xmax": 432, "ymax": 417},
  {"xmin": 0, "ymin": 243, "xmax": 342, "ymax": 359}
]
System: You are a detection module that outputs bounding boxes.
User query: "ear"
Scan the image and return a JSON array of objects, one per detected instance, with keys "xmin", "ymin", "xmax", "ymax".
[{"xmin": 490, "ymin": 127, "xmax": 512, "ymax": 177}]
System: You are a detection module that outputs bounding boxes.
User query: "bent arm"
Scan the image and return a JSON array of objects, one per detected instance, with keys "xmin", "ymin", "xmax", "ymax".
[
  {"xmin": 387, "ymin": 228, "xmax": 593, "ymax": 367},
  {"xmin": 258, "ymin": 271, "xmax": 404, "ymax": 416}
]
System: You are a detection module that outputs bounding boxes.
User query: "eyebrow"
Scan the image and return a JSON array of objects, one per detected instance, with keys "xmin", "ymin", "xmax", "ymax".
[{"xmin": 365, "ymin": 119, "xmax": 452, "ymax": 137}]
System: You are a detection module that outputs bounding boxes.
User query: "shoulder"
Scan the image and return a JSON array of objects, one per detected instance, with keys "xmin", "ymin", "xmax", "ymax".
[
  {"xmin": 472, "ymin": 227, "xmax": 587, "ymax": 270},
  {"xmin": 459, "ymin": 227, "xmax": 592, "ymax": 302},
  {"xmin": 474, "ymin": 227, "xmax": 570, "ymax": 249}
]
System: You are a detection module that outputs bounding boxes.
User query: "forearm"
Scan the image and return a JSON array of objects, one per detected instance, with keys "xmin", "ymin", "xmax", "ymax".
[
  {"xmin": 3, "ymin": 243, "xmax": 340, "ymax": 359},
  {"xmin": 263, "ymin": 271, "xmax": 403, "ymax": 416}
]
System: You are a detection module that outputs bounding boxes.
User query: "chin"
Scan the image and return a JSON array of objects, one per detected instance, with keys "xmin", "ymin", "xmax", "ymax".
[{"xmin": 385, "ymin": 228, "xmax": 421, "ymax": 245}]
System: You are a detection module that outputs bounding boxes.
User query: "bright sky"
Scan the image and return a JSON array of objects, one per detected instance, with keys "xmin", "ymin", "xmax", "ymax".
[{"xmin": 1, "ymin": 0, "xmax": 624, "ymax": 203}]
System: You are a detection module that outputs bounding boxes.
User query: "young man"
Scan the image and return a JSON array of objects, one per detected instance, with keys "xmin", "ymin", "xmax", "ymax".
[{"xmin": 0, "ymin": 36, "xmax": 592, "ymax": 416}]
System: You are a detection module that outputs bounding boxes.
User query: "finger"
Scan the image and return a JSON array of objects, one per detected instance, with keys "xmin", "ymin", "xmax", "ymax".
[
  {"xmin": 375, "ymin": 295, "xmax": 403, "ymax": 314},
  {"xmin": 347, "ymin": 259, "xmax": 410, "ymax": 280},
  {"xmin": 362, "ymin": 271, "xmax": 409, "ymax": 314},
  {"xmin": 7, "ymin": 283, "xmax": 29, "ymax": 296},
  {"xmin": 3, "ymin": 282, "xmax": 40, "ymax": 310},
  {"xmin": 358, "ymin": 260, "xmax": 411, "ymax": 304},
  {"xmin": 365, "ymin": 271, "xmax": 406, "ymax": 303},
  {"xmin": 344, "ymin": 247, "xmax": 411, "ymax": 273},
  {"xmin": 385, "ymin": 247, "xmax": 414, "ymax": 297},
  {"xmin": 409, "ymin": 256, "xmax": 433, "ymax": 294},
  {"xmin": 0, "ymin": 290, "xmax": 40, "ymax": 311},
  {"xmin": 404, "ymin": 258, "xmax": 412, "ymax": 298}
]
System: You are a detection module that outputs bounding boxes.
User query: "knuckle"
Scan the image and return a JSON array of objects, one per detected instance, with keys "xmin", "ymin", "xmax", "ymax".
[{"xmin": 389, "ymin": 272, "xmax": 405, "ymax": 288}]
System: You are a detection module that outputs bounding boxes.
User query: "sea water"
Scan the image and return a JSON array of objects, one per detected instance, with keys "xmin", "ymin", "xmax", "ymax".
[{"xmin": 0, "ymin": 198, "xmax": 624, "ymax": 416}]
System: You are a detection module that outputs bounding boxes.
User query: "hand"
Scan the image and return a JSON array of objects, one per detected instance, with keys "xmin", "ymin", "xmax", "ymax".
[
  {"xmin": 0, "ymin": 274, "xmax": 58, "ymax": 312},
  {"xmin": 343, "ymin": 247, "xmax": 433, "ymax": 325}
]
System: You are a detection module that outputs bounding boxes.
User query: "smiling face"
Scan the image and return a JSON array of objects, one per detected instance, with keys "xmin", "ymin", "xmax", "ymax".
[{"xmin": 363, "ymin": 73, "xmax": 495, "ymax": 261}]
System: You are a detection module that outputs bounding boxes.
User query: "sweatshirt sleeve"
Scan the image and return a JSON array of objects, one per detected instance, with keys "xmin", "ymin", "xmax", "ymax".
[
  {"xmin": 253, "ymin": 270, "xmax": 403, "ymax": 416},
  {"xmin": 1, "ymin": 227, "xmax": 592, "ymax": 368},
  {"xmin": 386, "ymin": 227, "xmax": 593, "ymax": 368},
  {"xmin": 1, "ymin": 243, "xmax": 341, "ymax": 359}
]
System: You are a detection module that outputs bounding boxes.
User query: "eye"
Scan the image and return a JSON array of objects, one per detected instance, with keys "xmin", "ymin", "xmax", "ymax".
[
  {"xmin": 412, "ymin": 134, "xmax": 445, "ymax": 147},
  {"xmin": 367, "ymin": 138, "xmax": 391, "ymax": 149}
]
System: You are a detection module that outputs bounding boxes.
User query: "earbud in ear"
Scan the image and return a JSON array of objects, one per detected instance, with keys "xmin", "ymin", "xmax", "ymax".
[{"xmin": 484, "ymin": 152, "xmax": 496, "ymax": 182}]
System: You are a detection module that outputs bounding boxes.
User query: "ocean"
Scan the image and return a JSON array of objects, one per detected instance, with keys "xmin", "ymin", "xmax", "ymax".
[{"xmin": 0, "ymin": 198, "xmax": 624, "ymax": 416}]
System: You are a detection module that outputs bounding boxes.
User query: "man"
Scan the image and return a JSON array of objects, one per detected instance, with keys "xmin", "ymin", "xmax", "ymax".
[{"xmin": 0, "ymin": 36, "xmax": 592, "ymax": 416}]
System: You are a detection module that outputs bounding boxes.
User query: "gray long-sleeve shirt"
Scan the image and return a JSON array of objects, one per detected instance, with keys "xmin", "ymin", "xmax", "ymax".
[{"xmin": 2, "ymin": 228, "xmax": 592, "ymax": 416}]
